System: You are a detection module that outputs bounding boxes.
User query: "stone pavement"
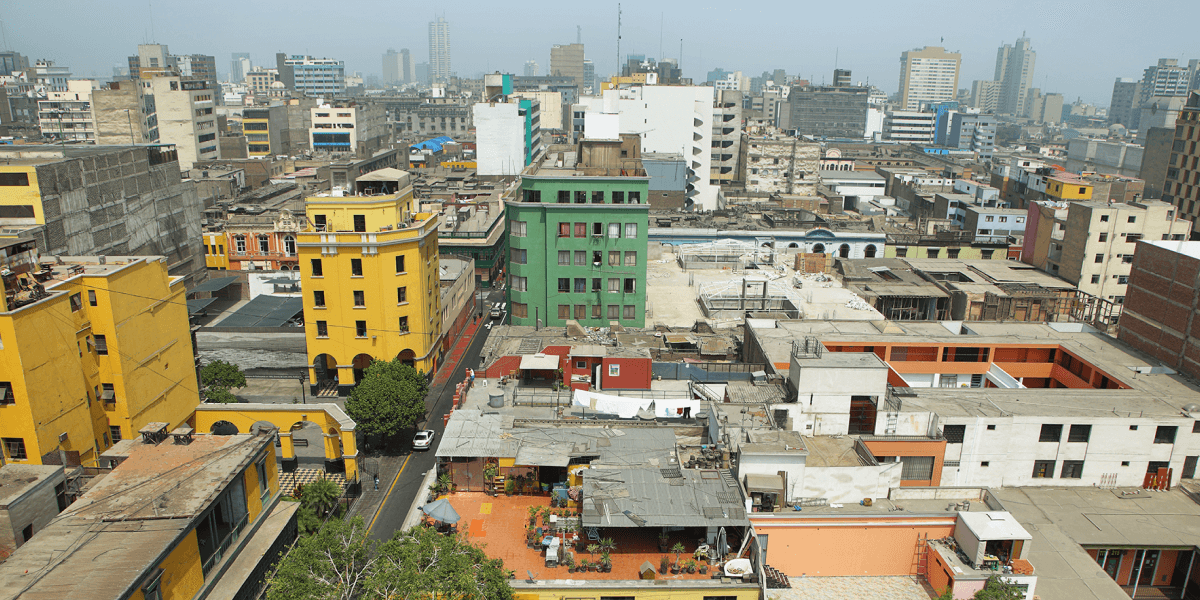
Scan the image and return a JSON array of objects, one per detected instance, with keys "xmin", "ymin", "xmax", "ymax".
[
  {"xmin": 345, "ymin": 453, "xmax": 409, "ymax": 524},
  {"xmin": 768, "ymin": 576, "xmax": 933, "ymax": 600}
]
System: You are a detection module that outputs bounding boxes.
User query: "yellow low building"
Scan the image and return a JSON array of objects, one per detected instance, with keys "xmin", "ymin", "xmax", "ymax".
[
  {"xmin": 203, "ymin": 232, "xmax": 229, "ymax": 269},
  {"xmin": 1047, "ymin": 174, "xmax": 1094, "ymax": 200},
  {"xmin": 0, "ymin": 237, "xmax": 196, "ymax": 466},
  {"xmin": 299, "ymin": 169, "xmax": 443, "ymax": 395},
  {"xmin": 0, "ymin": 428, "xmax": 297, "ymax": 600}
]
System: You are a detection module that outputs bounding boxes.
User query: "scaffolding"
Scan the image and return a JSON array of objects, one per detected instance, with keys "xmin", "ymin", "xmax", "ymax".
[
  {"xmin": 699, "ymin": 277, "xmax": 802, "ymax": 319},
  {"xmin": 678, "ymin": 239, "xmax": 778, "ymax": 270}
]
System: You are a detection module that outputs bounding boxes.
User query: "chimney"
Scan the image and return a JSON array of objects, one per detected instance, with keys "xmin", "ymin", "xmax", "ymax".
[
  {"xmin": 171, "ymin": 425, "xmax": 195, "ymax": 445},
  {"xmin": 138, "ymin": 422, "xmax": 170, "ymax": 445}
]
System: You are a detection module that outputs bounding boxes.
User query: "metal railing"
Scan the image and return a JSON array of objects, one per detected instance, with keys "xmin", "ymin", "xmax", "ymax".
[{"xmin": 201, "ymin": 513, "xmax": 250, "ymax": 576}]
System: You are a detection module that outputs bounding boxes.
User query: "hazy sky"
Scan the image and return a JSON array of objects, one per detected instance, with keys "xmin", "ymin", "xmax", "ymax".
[{"xmin": 4, "ymin": 0, "xmax": 1198, "ymax": 105}]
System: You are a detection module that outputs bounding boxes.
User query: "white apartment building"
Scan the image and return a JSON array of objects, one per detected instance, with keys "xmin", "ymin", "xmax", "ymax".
[
  {"xmin": 149, "ymin": 76, "xmax": 219, "ymax": 169},
  {"xmin": 897, "ymin": 47, "xmax": 961, "ymax": 111},
  {"xmin": 473, "ymin": 101, "xmax": 529, "ymax": 176},
  {"xmin": 37, "ymin": 79, "xmax": 97, "ymax": 142},
  {"xmin": 309, "ymin": 104, "xmax": 386, "ymax": 157},
  {"xmin": 882, "ymin": 110, "xmax": 936, "ymax": 143},
  {"xmin": 579, "ymin": 85, "xmax": 717, "ymax": 209}
]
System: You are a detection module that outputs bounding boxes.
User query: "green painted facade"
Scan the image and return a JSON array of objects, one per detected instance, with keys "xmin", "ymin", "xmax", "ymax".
[{"xmin": 507, "ymin": 175, "xmax": 650, "ymax": 328}]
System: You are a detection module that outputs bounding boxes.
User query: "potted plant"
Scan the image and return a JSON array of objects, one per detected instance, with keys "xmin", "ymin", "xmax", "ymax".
[
  {"xmin": 540, "ymin": 506, "xmax": 553, "ymax": 527},
  {"xmin": 483, "ymin": 464, "xmax": 498, "ymax": 495},
  {"xmin": 684, "ymin": 559, "xmax": 697, "ymax": 574},
  {"xmin": 658, "ymin": 531, "xmax": 670, "ymax": 552},
  {"xmin": 660, "ymin": 555, "xmax": 670, "ymax": 575},
  {"xmin": 528, "ymin": 506, "xmax": 539, "ymax": 526},
  {"xmin": 600, "ymin": 550, "xmax": 612, "ymax": 572},
  {"xmin": 699, "ymin": 564, "xmax": 708, "ymax": 575},
  {"xmin": 566, "ymin": 555, "xmax": 575, "ymax": 573},
  {"xmin": 671, "ymin": 542, "xmax": 685, "ymax": 574},
  {"xmin": 587, "ymin": 543, "xmax": 599, "ymax": 565},
  {"xmin": 505, "ymin": 478, "xmax": 515, "ymax": 496}
]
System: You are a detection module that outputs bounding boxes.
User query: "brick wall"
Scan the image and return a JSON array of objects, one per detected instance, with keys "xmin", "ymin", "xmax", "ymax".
[{"xmin": 1119, "ymin": 241, "xmax": 1200, "ymax": 378}]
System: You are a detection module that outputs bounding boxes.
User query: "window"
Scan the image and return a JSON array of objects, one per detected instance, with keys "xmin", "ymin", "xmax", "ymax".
[
  {"xmin": 593, "ymin": 251, "xmax": 602, "ymax": 265},
  {"xmin": 895, "ymin": 247, "xmax": 908, "ymax": 258},
  {"xmin": 1098, "ymin": 232, "xmax": 1108, "ymax": 242},
  {"xmin": 316, "ymin": 321, "xmax": 328, "ymax": 336},
  {"xmin": 110, "ymin": 425, "xmax": 122, "ymax": 443},
  {"xmin": 623, "ymin": 305, "xmax": 636, "ymax": 319},
  {"xmin": 1094, "ymin": 253, "xmax": 1104, "ymax": 263},
  {"xmin": 574, "ymin": 278, "xmax": 586, "ymax": 293},
  {"xmin": 625, "ymin": 223, "xmax": 638, "ymax": 238},
  {"xmin": 1130, "ymin": 425, "xmax": 1138, "ymax": 430},
  {"xmin": 574, "ymin": 222, "xmax": 586, "ymax": 238},
  {"xmin": 608, "ymin": 278, "xmax": 619, "ymax": 293},
  {"xmin": 398, "ymin": 316, "xmax": 409, "ymax": 332},
  {"xmin": 608, "ymin": 251, "xmax": 620, "ymax": 266},
  {"xmin": 512, "ymin": 303, "xmax": 528, "ymax": 318},
  {"xmin": 575, "ymin": 191, "xmax": 587, "ymax": 204},
  {"xmin": 624, "ymin": 278, "xmax": 636, "ymax": 293},
  {"xmin": 607, "ymin": 305, "xmax": 619, "ymax": 319},
  {"xmin": 351, "ymin": 258, "xmax": 363, "ymax": 276},
  {"xmin": 1125, "ymin": 233, "xmax": 1142, "ymax": 243},
  {"xmin": 1148, "ymin": 461, "xmax": 1170, "ymax": 474},
  {"xmin": 511, "ymin": 221, "xmax": 527, "ymax": 237},
  {"xmin": 235, "ymin": 235, "xmax": 247, "ymax": 254},
  {"xmin": 0, "ymin": 382, "xmax": 11, "ymax": 404},
  {"xmin": 1117, "ymin": 275, "xmax": 1128, "ymax": 285},
  {"xmin": 1032, "ymin": 460, "xmax": 1055, "ymax": 478},
  {"xmin": 608, "ymin": 222, "xmax": 620, "ymax": 238},
  {"xmin": 629, "ymin": 191, "xmax": 641, "ymax": 204},
  {"xmin": 1128, "ymin": 215, "xmax": 1136, "ymax": 223},
  {"xmin": 592, "ymin": 222, "xmax": 603, "ymax": 236},
  {"xmin": 355, "ymin": 321, "xmax": 367, "ymax": 337},
  {"xmin": 592, "ymin": 278, "xmax": 601, "ymax": 291},
  {"xmin": 612, "ymin": 191, "xmax": 625, "ymax": 204},
  {"xmin": 558, "ymin": 251, "xmax": 570, "ymax": 266},
  {"xmin": 397, "ymin": 287, "xmax": 407, "ymax": 303},
  {"xmin": 575, "ymin": 305, "xmax": 586, "ymax": 319},
  {"xmin": 0, "ymin": 172, "xmax": 29, "ymax": 186},
  {"xmin": 313, "ymin": 290, "xmax": 326, "ymax": 307},
  {"xmin": 395, "ymin": 255, "xmax": 406, "ymax": 273},
  {"xmin": 512, "ymin": 276, "xmax": 527, "ymax": 292},
  {"xmin": 624, "ymin": 251, "xmax": 637, "ymax": 266},
  {"xmin": 558, "ymin": 222, "xmax": 570, "ymax": 237},
  {"xmin": 943, "ymin": 425, "xmax": 966, "ymax": 443},
  {"xmin": 574, "ymin": 251, "xmax": 586, "ymax": 266},
  {"xmin": 899, "ymin": 456, "xmax": 934, "ymax": 480},
  {"xmin": 353, "ymin": 214, "xmax": 366, "ymax": 232},
  {"xmin": 284, "ymin": 235, "xmax": 296, "ymax": 255},
  {"xmin": 927, "ymin": 248, "xmax": 940, "ymax": 259},
  {"xmin": 985, "ymin": 216, "xmax": 994, "ymax": 222},
  {"xmin": 1039, "ymin": 424, "xmax": 1062, "ymax": 442},
  {"xmin": 353, "ymin": 290, "xmax": 365, "ymax": 307},
  {"xmin": 1068, "ymin": 424, "xmax": 1092, "ymax": 443},
  {"xmin": 70, "ymin": 293, "xmax": 82, "ymax": 312},
  {"xmin": 981, "ymin": 461, "xmax": 989, "ymax": 467},
  {"xmin": 981, "ymin": 249, "xmax": 994, "ymax": 259},
  {"xmin": 592, "ymin": 191, "xmax": 604, "ymax": 203},
  {"xmin": 1101, "ymin": 214, "xmax": 1109, "ymax": 222},
  {"xmin": 258, "ymin": 235, "xmax": 270, "ymax": 253},
  {"xmin": 557, "ymin": 190, "xmax": 570, "ymax": 203},
  {"xmin": 1155, "ymin": 426, "xmax": 1178, "ymax": 444},
  {"xmin": 987, "ymin": 424, "xmax": 996, "ymax": 430},
  {"xmin": 94, "ymin": 334, "xmax": 108, "ymax": 356},
  {"xmin": 1061, "ymin": 460, "xmax": 1084, "ymax": 479},
  {"xmin": 256, "ymin": 457, "xmax": 269, "ymax": 499},
  {"xmin": 558, "ymin": 278, "xmax": 571, "ymax": 293},
  {"xmin": 1122, "ymin": 255, "xmax": 1133, "ymax": 264},
  {"xmin": 558, "ymin": 305, "xmax": 570, "ymax": 319},
  {"xmin": 1091, "ymin": 275, "xmax": 1100, "ymax": 284},
  {"xmin": 1194, "ymin": 420, "xmax": 1200, "ymax": 433},
  {"xmin": 947, "ymin": 248, "xmax": 960, "ymax": 259},
  {"xmin": 88, "ymin": 290, "xmax": 97, "ymax": 307},
  {"xmin": 311, "ymin": 258, "xmax": 323, "ymax": 276},
  {"xmin": 3, "ymin": 438, "xmax": 26, "ymax": 460},
  {"xmin": 511, "ymin": 248, "xmax": 527, "ymax": 264}
]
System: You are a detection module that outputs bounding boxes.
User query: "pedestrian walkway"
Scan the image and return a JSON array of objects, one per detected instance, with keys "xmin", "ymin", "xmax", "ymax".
[
  {"xmin": 345, "ymin": 454, "xmax": 408, "ymax": 523},
  {"xmin": 433, "ymin": 318, "xmax": 481, "ymax": 386}
]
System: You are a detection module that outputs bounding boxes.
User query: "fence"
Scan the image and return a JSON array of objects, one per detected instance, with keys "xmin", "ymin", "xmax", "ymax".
[{"xmin": 650, "ymin": 362, "xmax": 766, "ymax": 382}]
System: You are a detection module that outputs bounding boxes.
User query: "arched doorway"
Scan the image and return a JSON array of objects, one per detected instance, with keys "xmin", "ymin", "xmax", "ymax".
[
  {"xmin": 211, "ymin": 420, "xmax": 239, "ymax": 435},
  {"xmin": 812, "ymin": 243, "xmax": 826, "ymax": 254},
  {"xmin": 397, "ymin": 349, "xmax": 416, "ymax": 368},
  {"xmin": 787, "ymin": 242, "xmax": 799, "ymax": 249},
  {"xmin": 839, "ymin": 244, "xmax": 851, "ymax": 258},
  {"xmin": 864, "ymin": 244, "xmax": 878, "ymax": 258},
  {"xmin": 352, "ymin": 353, "xmax": 374, "ymax": 385},
  {"xmin": 312, "ymin": 354, "xmax": 338, "ymax": 393}
]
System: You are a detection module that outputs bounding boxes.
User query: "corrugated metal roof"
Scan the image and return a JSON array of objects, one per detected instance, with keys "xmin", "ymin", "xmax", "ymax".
[
  {"xmin": 217, "ymin": 295, "xmax": 303, "ymax": 328},
  {"xmin": 581, "ymin": 467, "xmax": 747, "ymax": 528},
  {"xmin": 190, "ymin": 275, "xmax": 239, "ymax": 293}
]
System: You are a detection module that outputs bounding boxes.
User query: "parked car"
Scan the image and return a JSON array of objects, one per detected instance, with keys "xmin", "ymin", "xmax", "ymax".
[{"xmin": 413, "ymin": 430, "xmax": 435, "ymax": 450}]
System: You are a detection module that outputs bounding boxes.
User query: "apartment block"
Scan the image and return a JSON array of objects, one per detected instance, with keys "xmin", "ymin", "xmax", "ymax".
[
  {"xmin": 299, "ymin": 170, "xmax": 443, "ymax": 392},
  {"xmin": 883, "ymin": 110, "xmax": 936, "ymax": 144},
  {"xmin": 474, "ymin": 75, "xmax": 544, "ymax": 176},
  {"xmin": 947, "ymin": 112, "xmax": 997, "ymax": 159},
  {"xmin": 1120, "ymin": 240, "xmax": 1200, "ymax": 381},
  {"xmin": 309, "ymin": 103, "xmax": 387, "ymax": 158},
  {"xmin": 36, "ymin": 80, "xmax": 96, "ymax": 142},
  {"xmin": 506, "ymin": 139, "xmax": 650, "ymax": 328},
  {"xmin": 969, "ymin": 80, "xmax": 1000, "ymax": 113},
  {"xmin": 281, "ymin": 55, "xmax": 345, "ymax": 96},
  {"xmin": 0, "ymin": 238, "xmax": 195, "ymax": 467},
  {"xmin": 245, "ymin": 68, "xmax": 280, "ymax": 95},
  {"xmin": 1161, "ymin": 92, "xmax": 1200, "ymax": 235},
  {"xmin": 149, "ymin": 76, "xmax": 219, "ymax": 169},
  {"xmin": 711, "ymin": 89, "xmax": 743, "ymax": 185},
  {"xmin": 549, "ymin": 43, "xmax": 585, "ymax": 88},
  {"xmin": 788, "ymin": 84, "xmax": 870, "ymax": 139},
  {"xmin": 739, "ymin": 135, "xmax": 819, "ymax": 195},
  {"xmin": 897, "ymin": 46, "xmax": 961, "ymax": 111},
  {"xmin": 0, "ymin": 145, "xmax": 206, "ymax": 283}
]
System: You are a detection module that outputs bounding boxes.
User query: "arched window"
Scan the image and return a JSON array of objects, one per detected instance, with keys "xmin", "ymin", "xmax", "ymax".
[
  {"xmin": 864, "ymin": 244, "xmax": 878, "ymax": 258},
  {"xmin": 234, "ymin": 235, "xmax": 246, "ymax": 254},
  {"xmin": 839, "ymin": 244, "xmax": 851, "ymax": 258},
  {"xmin": 258, "ymin": 235, "xmax": 270, "ymax": 253},
  {"xmin": 812, "ymin": 243, "xmax": 826, "ymax": 253},
  {"xmin": 284, "ymin": 235, "xmax": 296, "ymax": 256}
]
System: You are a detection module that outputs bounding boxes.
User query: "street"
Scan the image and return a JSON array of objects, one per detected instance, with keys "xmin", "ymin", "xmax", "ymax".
[{"xmin": 366, "ymin": 287, "xmax": 502, "ymax": 541}]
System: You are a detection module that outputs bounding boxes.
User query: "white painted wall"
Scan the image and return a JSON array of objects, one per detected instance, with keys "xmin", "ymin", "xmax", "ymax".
[
  {"xmin": 789, "ymin": 357, "xmax": 889, "ymax": 435},
  {"xmin": 473, "ymin": 103, "xmax": 525, "ymax": 176},
  {"xmin": 799, "ymin": 462, "xmax": 902, "ymax": 503},
  {"xmin": 739, "ymin": 453, "xmax": 806, "ymax": 502}
]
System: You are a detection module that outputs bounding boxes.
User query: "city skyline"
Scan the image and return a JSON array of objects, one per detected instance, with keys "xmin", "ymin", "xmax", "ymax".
[{"xmin": 1, "ymin": 0, "xmax": 1196, "ymax": 104}]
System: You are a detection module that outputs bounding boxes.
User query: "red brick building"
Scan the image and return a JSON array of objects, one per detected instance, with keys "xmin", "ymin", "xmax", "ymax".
[{"xmin": 1118, "ymin": 240, "xmax": 1200, "ymax": 378}]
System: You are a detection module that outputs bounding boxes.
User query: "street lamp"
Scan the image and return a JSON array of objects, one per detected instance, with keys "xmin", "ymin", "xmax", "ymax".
[{"xmin": 298, "ymin": 376, "xmax": 306, "ymax": 404}]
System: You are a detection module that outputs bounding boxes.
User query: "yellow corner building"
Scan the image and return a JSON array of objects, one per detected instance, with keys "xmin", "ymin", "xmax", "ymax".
[
  {"xmin": 299, "ymin": 169, "xmax": 443, "ymax": 395},
  {"xmin": 0, "ymin": 237, "xmax": 197, "ymax": 466}
]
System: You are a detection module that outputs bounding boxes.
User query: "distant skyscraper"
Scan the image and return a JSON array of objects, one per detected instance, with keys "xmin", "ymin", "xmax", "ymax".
[
  {"xmin": 416, "ymin": 62, "xmax": 431, "ymax": 86},
  {"xmin": 383, "ymin": 48, "xmax": 402, "ymax": 84},
  {"xmin": 582, "ymin": 60, "xmax": 595, "ymax": 94},
  {"xmin": 0, "ymin": 51, "xmax": 30, "ymax": 77},
  {"xmin": 428, "ymin": 17, "xmax": 451, "ymax": 82},
  {"xmin": 230, "ymin": 52, "xmax": 250, "ymax": 83},
  {"xmin": 400, "ymin": 48, "xmax": 413, "ymax": 84},
  {"xmin": 897, "ymin": 46, "xmax": 960, "ymax": 111},
  {"xmin": 550, "ymin": 43, "xmax": 585, "ymax": 89},
  {"xmin": 1137, "ymin": 59, "xmax": 1193, "ymax": 105},
  {"xmin": 1109, "ymin": 78, "xmax": 1142, "ymax": 127},
  {"xmin": 707, "ymin": 68, "xmax": 729, "ymax": 83},
  {"xmin": 833, "ymin": 69, "xmax": 851, "ymax": 87},
  {"xmin": 524, "ymin": 60, "xmax": 539, "ymax": 77},
  {"xmin": 994, "ymin": 36, "xmax": 1036, "ymax": 116}
]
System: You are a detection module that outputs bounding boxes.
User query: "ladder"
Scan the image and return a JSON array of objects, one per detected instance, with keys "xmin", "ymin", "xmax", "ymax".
[
  {"xmin": 885, "ymin": 412, "xmax": 898, "ymax": 435},
  {"xmin": 914, "ymin": 533, "xmax": 929, "ymax": 577}
]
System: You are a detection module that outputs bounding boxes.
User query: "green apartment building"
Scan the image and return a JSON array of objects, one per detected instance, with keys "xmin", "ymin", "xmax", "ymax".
[{"xmin": 507, "ymin": 148, "xmax": 650, "ymax": 328}]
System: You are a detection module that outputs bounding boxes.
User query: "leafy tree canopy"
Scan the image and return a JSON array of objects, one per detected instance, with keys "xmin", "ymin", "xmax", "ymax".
[
  {"xmin": 201, "ymin": 360, "xmax": 247, "ymax": 389},
  {"xmin": 344, "ymin": 359, "xmax": 427, "ymax": 438}
]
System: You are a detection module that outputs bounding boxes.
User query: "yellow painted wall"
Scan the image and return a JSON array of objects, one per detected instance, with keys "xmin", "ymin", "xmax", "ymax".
[
  {"xmin": 0, "ymin": 167, "xmax": 44, "ymax": 225},
  {"xmin": 299, "ymin": 186, "xmax": 444, "ymax": 378},
  {"xmin": 203, "ymin": 233, "xmax": 229, "ymax": 269},
  {"xmin": 440, "ymin": 161, "xmax": 477, "ymax": 169},
  {"xmin": 157, "ymin": 528, "xmax": 206, "ymax": 600},
  {"xmin": 883, "ymin": 246, "xmax": 1008, "ymax": 260},
  {"xmin": 243, "ymin": 448, "xmax": 281, "ymax": 520},
  {"xmin": 1047, "ymin": 178, "xmax": 1093, "ymax": 200},
  {"xmin": 192, "ymin": 405, "xmax": 359, "ymax": 480}
]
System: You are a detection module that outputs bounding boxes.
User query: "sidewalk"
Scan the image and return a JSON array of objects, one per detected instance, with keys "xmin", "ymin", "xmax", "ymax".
[
  {"xmin": 345, "ymin": 453, "xmax": 408, "ymax": 524},
  {"xmin": 433, "ymin": 317, "xmax": 482, "ymax": 387}
]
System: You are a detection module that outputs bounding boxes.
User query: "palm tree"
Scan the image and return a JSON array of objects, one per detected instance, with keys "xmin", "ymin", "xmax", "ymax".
[
  {"xmin": 671, "ymin": 542, "xmax": 686, "ymax": 568},
  {"xmin": 302, "ymin": 478, "xmax": 341, "ymax": 517}
]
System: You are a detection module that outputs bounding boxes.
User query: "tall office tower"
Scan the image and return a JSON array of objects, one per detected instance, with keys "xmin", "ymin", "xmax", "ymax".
[
  {"xmin": 994, "ymin": 36, "xmax": 1036, "ymax": 116},
  {"xmin": 1137, "ymin": 59, "xmax": 1193, "ymax": 105},
  {"xmin": 400, "ymin": 48, "xmax": 413, "ymax": 83},
  {"xmin": 0, "ymin": 51, "xmax": 29, "ymax": 77},
  {"xmin": 582, "ymin": 60, "xmax": 595, "ymax": 94},
  {"xmin": 1109, "ymin": 78, "xmax": 1142, "ymax": 127},
  {"xmin": 428, "ymin": 17, "xmax": 451, "ymax": 82},
  {"xmin": 383, "ymin": 48, "xmax": 402, "ymax": 85},
  {"xmin": 897, "ymin": 46, "xmax": 961, "ymax": 111},
  {"xmin": 550, "ymin": 43, "xmax": 585, "ymax": 88},
  {"xmin": 230, "ymin": 52, "xmax": 250, "ymax": 83},
  {"xmin": 524, "ymin": 60, "xmax": 539, "ymax": 77},
  {"xmin": 833, "ymin": 69, "xmax": 852, "ymax": 87}
]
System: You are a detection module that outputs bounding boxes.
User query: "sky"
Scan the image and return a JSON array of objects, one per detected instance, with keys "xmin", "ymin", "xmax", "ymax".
[{"xmin": 4, "ymin": 0, "xmax": 1198, "ymax": 105}]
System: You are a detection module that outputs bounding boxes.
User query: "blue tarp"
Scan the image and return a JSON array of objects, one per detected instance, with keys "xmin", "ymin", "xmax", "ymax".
[{"xmin": 410, "ymin": 136, "xmax": 455, "ymax": 153}]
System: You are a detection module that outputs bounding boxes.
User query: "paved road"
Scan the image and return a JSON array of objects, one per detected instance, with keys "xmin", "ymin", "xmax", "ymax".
[{"xmin": 367, "ymin": 288, "xmax": 502, "ymax": 541}]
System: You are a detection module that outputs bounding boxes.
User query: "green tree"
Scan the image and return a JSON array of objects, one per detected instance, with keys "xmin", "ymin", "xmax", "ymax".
[
  {"xmin": 302, "ymin": 478, "xmax": 342, "ymax": 518},
  {"xmin": 203, "ymin": 387, "xmax": 239, "ymax": 404},
  {"xmin": 266, "ymin": 518, "xmax": 375, "ymax": 600},
  {"xmin": 365, "ymin": 358, "xmax": 429, "ymax": 398},
  {"xmin": 200, "ymin": 359, "xmax": 247, "ymax": 389},
  {"xmin": 344, "ymin": 361, "xmax": 426, "ymax": 439},
  {"xmin": 974, "ymin": 575, "xmax": 1025, "ymax": 600}
]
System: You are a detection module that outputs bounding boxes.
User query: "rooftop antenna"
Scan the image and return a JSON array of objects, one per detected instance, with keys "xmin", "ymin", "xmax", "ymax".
[
  {"xmin": 148, "ymin": 0, "xmax": 155, "ymax": 43},
  {"xmin": 577, "ymin": 25, "xmax": 581, "ymax": 45},
  {"xmin": 616, "ymin": 4, "xmax": 621, "ymax": 78},
  {"xmin": 834, "ymin": 47, "xmax": 838, "ymax": 69},
  {"xmin": 0, "ymin": 20, "xmax": 8, "ymax": 52},
  {"xmin": 659, "ymin": 13, "xmax": 663, "ymax": 61}
]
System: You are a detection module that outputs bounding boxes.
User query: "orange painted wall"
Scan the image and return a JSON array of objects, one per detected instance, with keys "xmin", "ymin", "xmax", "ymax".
[
  {"xmin": 862, "ymin": 439, "xmax": 947, "ymax": 486},
  {"xmin": 1155, "ymin": 550, "xmax": 1179, "ymax": 587},
  {"xmin": 1117, "ymin": 549, "xmax": 1136, "ymax": 585},
  {"xmin": 752, "ymin": 517, "xmax": 955, "ymax": 576},
  {"xmin": 928, "ymin": 545, "xmax": 953, "ymax": 596}
]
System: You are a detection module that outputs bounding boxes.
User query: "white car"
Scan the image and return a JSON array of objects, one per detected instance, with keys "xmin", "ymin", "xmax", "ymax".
[{"xmin": 413, "ymin": 430, "xmax": 435, "ymax": 450}]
